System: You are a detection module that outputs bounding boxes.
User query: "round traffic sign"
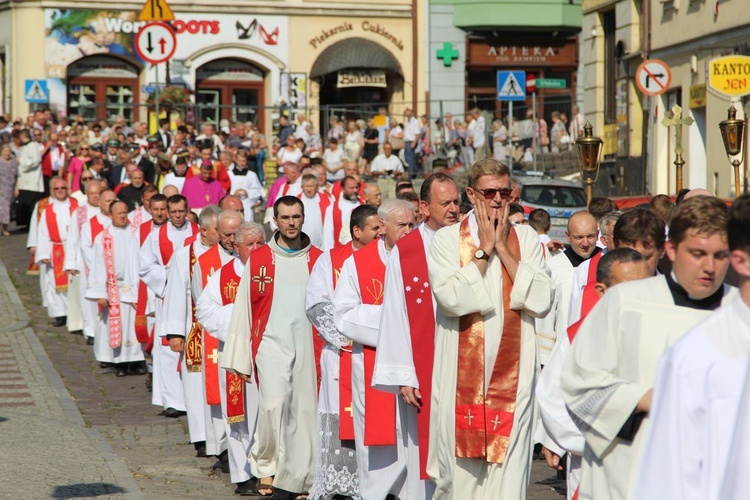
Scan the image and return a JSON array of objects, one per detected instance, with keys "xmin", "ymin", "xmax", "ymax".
[
  {"xmin": 635, "ymin": 59, "xmax": 672, "ymax": 96},
  {"xmin": 526, "ymin": 73, "xmax": 536, "ymax": 94},
  {"xmin": 135, "ymin": 22, "xmax": 177, "ymax": 65}
]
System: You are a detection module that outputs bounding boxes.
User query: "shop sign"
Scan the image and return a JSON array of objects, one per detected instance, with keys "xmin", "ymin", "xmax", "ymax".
[
  {"xmin": 709, "ymin": 55, "xmax": 750, "ymax": 97},
  {"xmin": 337, "ymin": 70, "xmax": 387, "ymax": 89},
  {"xmin": 309, "ymin": 21, "xmax": 404, "ymax": 51},
  {"xmin": 469, "ymin": 40, "xmax": 577, "ymax": 67},
  {"xmin": 67, "ymin": 56, "xmax": 139, "ymax": 78},
  {"xmin": 197, "ymin": 60, "xmax": 264, "ymax": 82},
  {"xmin": 689, "ymin": 83, "xmax": 706, "ymax": 108}
]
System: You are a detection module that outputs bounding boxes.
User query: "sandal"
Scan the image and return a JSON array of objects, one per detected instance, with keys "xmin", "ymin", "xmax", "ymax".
[{"xmin": 243, "ymin": 485, "xmax": 289, "ymax": 499}]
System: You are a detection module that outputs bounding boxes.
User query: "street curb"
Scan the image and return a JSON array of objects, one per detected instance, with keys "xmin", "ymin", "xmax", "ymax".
[{"xmin": 0, "ymin": 258, "xmax": 145, "ymax": 500}]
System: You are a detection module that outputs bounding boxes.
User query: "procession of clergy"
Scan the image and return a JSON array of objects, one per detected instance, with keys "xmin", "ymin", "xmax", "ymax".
[{"xmin": 26, "ymin": 154, "xmax": 750, "ymax": 500}]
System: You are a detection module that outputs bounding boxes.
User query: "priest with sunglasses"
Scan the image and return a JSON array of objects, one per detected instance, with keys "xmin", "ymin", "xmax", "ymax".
[{"xmin": 426, "ymin": 158, "xmax": 553, "ymax": 499}]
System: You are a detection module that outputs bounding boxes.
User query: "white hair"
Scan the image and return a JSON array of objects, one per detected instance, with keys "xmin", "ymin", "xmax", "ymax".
[
  {"xmin": 217, "ymin": 209, "xmax": 243, "ymax": 227},
  {"xmin": 235, "ymin": 222, "xmax": 265, "ymax": 243},
  {"xmin": 198, "ymin": 205, "xmax": 221, "ymax": 229},
  {"xmin": 378, "ymin": 198, "xmax": 414, "ymax": 221}
]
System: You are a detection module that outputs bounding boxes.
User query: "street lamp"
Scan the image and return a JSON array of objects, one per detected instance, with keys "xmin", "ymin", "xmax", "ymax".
[
  {"xmin": 719, "ymin": 103, "xmax": 745, "ymax": 198},
  {"xmin": 576, "ymin": 121, "xmax": 603, "ymax": 205}
]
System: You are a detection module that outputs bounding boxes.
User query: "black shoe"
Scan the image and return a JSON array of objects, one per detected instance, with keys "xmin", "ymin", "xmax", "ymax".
[
  {"xmin": 87, "ymin": 337, "xmax": 95, "ymax": 345},
  {"xmin": 99, "ymin": 362, "xmax": 112, "ymax": 368},
  {"xmin": 53, "ymin": 316, "xmax": 67, "ymax": 327},
  {"xmin": 69, "ymin": 329, "xmax": 82, "ymax": 335},
  {"xmin": 129, "ymin": 362, "xmax": 148, "ymax": 375},
  {"xmin": 234, "ymin": 479, "xmax": 256, "ymax": 495},
  {"xmin": 163, "ymin": 407, "xmax": 186, "ymax": 418},
  {"xmin": 212, "ymin": 450, "xmax": 230, "ymax": 473},
  {"xmin": 194, "ymin": 441, "xmax": 207, "ymax": 457},
  {"xmin": 115, "ymin": 366, "xmax": 127, "ymax": 377}
]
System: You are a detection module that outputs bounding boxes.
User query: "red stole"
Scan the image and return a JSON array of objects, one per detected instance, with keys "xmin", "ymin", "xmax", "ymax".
[
  {"xmin": 102, "ymin": 228, "xmax": 122, "ymax": 348},
  {"xmin": 332, "ymin": 201, "xmax": 343, "ymax": 249},
  {"xmin": 297, "ymin": 193, "xmax": 331, "ymax": 223},
  {"xmin": 158, "ymin": 222, "xmax": 199, "ymax": 265},
  {"xmin": 352, "ymin": 240, "xmax": 396, "ymax": 446},
  {"xmin": 455, "ymin": 217, "xmax": 522, "ymax": 463},
  {"xmin": 329, "ymin": 244, "xmax": 355, "ymax": 440},
  {"xmin": 220, "ymin": 262, "xmax": 246, "ymax": 423},
  {"xmin": 44, "ymin": 199, "xmax": 79, "ymax": 292},
  {"xmin": 247, "ymin": 243, "xmax": 323, "ymax": 382},
  {"xmin": 135, "ymin": 220, "xmax": 154, "ymax": 343},
  {"xmin": 396, "ymin": 230, "xmax": 435, "ymax": 478}
]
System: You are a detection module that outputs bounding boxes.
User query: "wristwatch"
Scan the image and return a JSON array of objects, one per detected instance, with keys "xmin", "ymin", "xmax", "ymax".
[{"xmin": 474, "ymin": 249, "xmax": 490, "ymax": 261}]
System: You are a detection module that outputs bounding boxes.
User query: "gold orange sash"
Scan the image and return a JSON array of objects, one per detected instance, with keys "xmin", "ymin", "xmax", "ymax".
[{"xmin": 455, "ymin": 216, "xmax": 522, "ymax": 463}]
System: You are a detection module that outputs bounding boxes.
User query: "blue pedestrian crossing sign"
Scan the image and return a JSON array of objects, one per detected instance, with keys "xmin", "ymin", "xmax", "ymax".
[
  {"xmin": 25, "ymin": 80, "xmax": 49, "ymax": 103},
  {"xmin": 497, "ymin": 71, "xmax": 526, "ymax": 101}
]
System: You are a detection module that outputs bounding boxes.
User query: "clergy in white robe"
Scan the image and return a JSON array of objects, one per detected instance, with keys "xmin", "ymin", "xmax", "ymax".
[
  {"xmin": 427, "ymin": 161, "xmax": 553, "ymax": 499},
  {"xmin": 322, "ymin": 176, "xmax": 361, "ymax": 251},
  {"xmin": 27, "ymin": 197, "xmax": 48, "ymax": 307},
  {"xmin": 221, "ymin": 196, "xmax": 319, "ymax": 496},
  {"xmin": 196, "ymin": 221, "xmax": 266, "ymax": 493},
  {"xmin": 372, "ymin": 173, "xmax": 462, "ymax": 500},
  {"xmin": 305, "ymin": 204, "xmax": 382, "ymax": 500},
  {"xmin": 228, "ymin": 155, "xmax": 263, "ymax": 222},
  {"xmin": 333, "ymin": 199, "xmax": 416, "ymax": 499},
  {"xmin": 139, "ymin": 194, "xmax": 198, "ymax": 413},
  {"xmin": 35, "ymin": 178, "xmax": 77, "ymax": 322},
  {"xmin": 299, "ymin": 174, "xmax": 330, "ymax": 249},
  {"xmin": 86, "ymin": 201, "xmax": 144, "ymax": 369},
  {"xmin": 561, "ymin": 196, "xmax": 735, "ymax": 500},
  {"xmin": 64, "ymin": 181, "xmax": 102, "ymax": 336}
]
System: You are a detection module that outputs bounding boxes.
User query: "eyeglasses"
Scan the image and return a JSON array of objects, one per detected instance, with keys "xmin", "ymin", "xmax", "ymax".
[
  {"xmin": 473, "ymin": 187, "xmax": 513, "ymax": 201},
  {"xmin": 81, "ymin": 176, "xmax": 94, "ymax": 181},
  {"xmin": 52, "ymin": 187, "xmax": 67, "ymax": 191}
]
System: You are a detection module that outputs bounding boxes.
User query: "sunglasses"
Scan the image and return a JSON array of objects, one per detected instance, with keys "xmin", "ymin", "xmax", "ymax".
[
  {"xmin": 473, "ymin": 187, "xmax": 513, "ymax": 201},
  {"xmin": 81, "ymin": 176, "xmax": 93, "ymax": 181}
]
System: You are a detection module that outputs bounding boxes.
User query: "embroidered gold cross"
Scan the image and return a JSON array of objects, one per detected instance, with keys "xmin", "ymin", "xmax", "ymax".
[
  {"xmin": 491, "ymin": 414, "xmax": 501, "ymax": 431},
  {"xmin": 344, "ymin": 404, "xmax": 353, "ymax": 417},
  {"xmin": 207, "ymin": 349, "xmax": 219, "ymax": 364},
  {"xmin": 465, "ymin": 410, "xmax": 474, "ymax": 426},
  {"xmin": 251, "ymin": 265, "xmax": 273, "ymax": 294}
]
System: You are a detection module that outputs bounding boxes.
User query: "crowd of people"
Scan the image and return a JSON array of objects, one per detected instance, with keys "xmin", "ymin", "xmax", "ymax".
[{"xmin": 8, "ymin": 108, "xmax": 750, "ymax": 500}]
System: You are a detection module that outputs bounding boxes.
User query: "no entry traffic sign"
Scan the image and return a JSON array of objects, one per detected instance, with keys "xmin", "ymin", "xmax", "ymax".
[
  {"xmin": 135, "ymin": 22, "xmax": 177, "ymax": 65},
  {"xmin": 636, "ymin": 59, "xmax": 672, "ymax": 96}
]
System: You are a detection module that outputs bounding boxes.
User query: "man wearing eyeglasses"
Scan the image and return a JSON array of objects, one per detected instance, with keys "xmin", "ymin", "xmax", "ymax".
[{"xmin": 427, "ymin": 158, "xmax": 553, "ymax": 499}]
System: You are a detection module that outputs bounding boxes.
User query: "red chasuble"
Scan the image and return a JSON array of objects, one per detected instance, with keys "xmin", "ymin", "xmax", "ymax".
[
  {"xmin": 247, "ymin": 243, "xmax": 323, "ymax": 384},
  {"xmin": 219, "ymin": 261, "xmax": 246, "ymax": 423},
  {"xmin": 352, "ymin": 240, "xmax": 397, "ymax": 446},
  {"xmin": 44, "ymin": 198, "xmax": 79, "ymax": 292},
  {"xmin": 135, "ymin": 220, "xmax": 154, "ymax": 343},
  {"xmin": 455, "ymin": 217, "xmax": 522, "ymax": 464},
  {"xmin": 396, "ymin": 230, "xmax": 435, "ymax": 478},
  {"xmin": 329, "ymin": 243, "xmax": 355, "ymax": 440}
]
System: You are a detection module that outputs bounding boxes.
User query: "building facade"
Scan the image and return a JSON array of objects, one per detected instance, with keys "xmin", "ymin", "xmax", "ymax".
[{"xmin": 0, "ymin": 0, "xmax": 426, "ymax": 137}]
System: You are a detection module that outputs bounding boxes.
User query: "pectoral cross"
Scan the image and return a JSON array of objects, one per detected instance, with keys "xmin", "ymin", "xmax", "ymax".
[
  {"xmin": 464, "ymin": 410, "xmax": 474, "ymax": 426},
  {"xmin": 491, "ymin": 414, "xmax": 502, "ymax": 431},
  {"xmin": 251, "ymin": 265, "xmax": 273, "ymax": 294},
  {"xmin": 207, "ymin": 349, "xmax": 219, "ymax": 364},
  {"xmin": 661, "ymin": 104, "xmax": 694, "ymax": 192},
  {"xmin": 344, "ymin": 404, "xmax": 353, "ymax": 417}
]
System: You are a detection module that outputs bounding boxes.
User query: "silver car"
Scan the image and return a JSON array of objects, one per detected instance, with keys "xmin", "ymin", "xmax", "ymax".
[{"xmin": 516, "ymin": 175, "xmax": 587, "ymax": 241}]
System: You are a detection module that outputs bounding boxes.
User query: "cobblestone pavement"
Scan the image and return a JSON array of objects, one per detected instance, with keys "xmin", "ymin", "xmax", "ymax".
[{"xmin": 0, "ymin": 225, "xmax": 562, "ymax": 499}]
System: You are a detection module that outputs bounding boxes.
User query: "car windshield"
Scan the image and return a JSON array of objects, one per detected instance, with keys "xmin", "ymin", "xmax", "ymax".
[{"xmin": 522, "ymin": 185, "xmax": 587, "ymax": 207}]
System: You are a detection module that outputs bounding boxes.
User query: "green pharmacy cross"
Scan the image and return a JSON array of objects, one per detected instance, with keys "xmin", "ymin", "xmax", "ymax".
[{"xmin": 437, "ymin": 42, "xmax": 459, "ymax": 67}]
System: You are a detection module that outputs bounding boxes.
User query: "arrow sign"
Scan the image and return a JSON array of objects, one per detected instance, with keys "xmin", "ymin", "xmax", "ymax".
[
  {"xmin": 636, "ymin": 59, "xmax": 672, "ymax": 96},
  {"xmin": 135, "ymin": 22, "xmax": 177, "ymax": 65}
]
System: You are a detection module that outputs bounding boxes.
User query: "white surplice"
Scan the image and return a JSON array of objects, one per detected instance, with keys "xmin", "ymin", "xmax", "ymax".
[
  {"xmin": 305, "ymin": 245, "xmax": 360, "ymax": 500},
  {"xmin": 64, "ymin": 204, "xmax": 100, "ymax": 335},
  {"xmin": 228, "ymin": 169, "xmax": 263, "ymax": 222},
  {"xmin": 322, "ymin": 197, "xmax": 360, "ymax": 251},
  {"xmin": 197, "ymin": 257, "xmax": 260, "ymax": 485},
  {"xmin": 561, "ymin": 276, "xmax": 736, "ymax": 500},
  {"xmin": 139, "ymin": 222, "xmax": 195, "ymax": 412},
  {"xmin": 372, "ymin": 224, "xmax": 437, "ymax": 500},
  {"xmin": 632, "ymin": 295, "xmax": 750, "ymax": 500},
  {"xmin": 162, "ymin": 239, "xmax": 212, "ymax": 446},
  {"xmin": 534, "ymin": 251, "xmax": 575, "ymax": 365},
  {"xmin": 427, "ymin": 215, "xmax": 553, "ymax": 500},
  {"xmin": 27, "ymin": 199, "xmax": 47, "ymax": 308},
  {"xmin": 334, "ymin": 239, "xmax": 410, "ymax": 499},
  {"xmin": 127, "ymin": 205, "xmax": 152, "ymax": 228},
  {"xmin": 35, "ymin": 198, "xmax": 75, "ymax": 318},
  {"xmin": 221, "ymin": 235, "xmax": 318, "ymax": 494},
  {"xmin": 86, "ymin": 225, "xmax": 144, "ymax": 364},
  {"xmin": 300, "ymin": 193, "xmax": 327, "ymax": 249}
]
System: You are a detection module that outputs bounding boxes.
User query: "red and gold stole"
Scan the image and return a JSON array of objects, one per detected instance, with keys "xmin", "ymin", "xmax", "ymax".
[
  {"xmin": 28, "ymin": 198, "xmax": 51, "ymax": 274},
  {"xmin": 397, "ymin": 230, "xmax": 435, "ymax": 478},
  {"xmin": 102, "ymin": 227, "xmax": 122, "ymax": 348},
  {"xmin": 455, "ymin": 217, "xmax": 521, "ymax": 464},
  {"xmin": 45, "ymin": 198, "xmax": 78, "ymax": 292},
  {"xmin": 158, "ymin": 222, "xmax": 199, "ymax": 265},
  {"xmin": 248, "ymin": 243, "xmax": 322, "ymax": 382},
  {"xmin": 329, "ymin": 243, "xmax": 355, "ymax": 440},
  {"xmin": 134, "ymin": 220, "xmax": 154, "ymax": 343},
  {"xmin": 353, "ymin": 240, "xmax": 396, "ymax": 446},
  {"xmin": 188, "ymin": 245, "xmax": 224, "ymax": 402},
  {"xmin": 219, "ymin": 261, "xmax": 245, "ymax": 423}
]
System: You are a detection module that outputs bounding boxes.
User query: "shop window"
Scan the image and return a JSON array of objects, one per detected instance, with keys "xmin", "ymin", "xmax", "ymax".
[{"xmin": 468, "ymin": 71, "xmax": 498, "ymax": 89}]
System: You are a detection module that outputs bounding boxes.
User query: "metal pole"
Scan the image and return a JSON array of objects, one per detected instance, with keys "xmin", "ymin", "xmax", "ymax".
[
  {"xmin": 533, "ymin": 91, "xmax": 538, "ymax": 172},
  {"xmin": 508, "ymin": 101, "xmax": 514, "ymax": 171},
  {"xmin": 647, "ymin": 96, "xmax": 655, "ymax": 194},
  {"xmin": 155, "ymin": 64, "xmax": 160, "ymax": 131}
]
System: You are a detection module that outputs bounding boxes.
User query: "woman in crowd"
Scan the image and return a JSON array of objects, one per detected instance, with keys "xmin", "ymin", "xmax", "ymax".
[
  {"xmin": 343, "ymin": 120, "xmax": 363, "ymax": 165},
  {"xmin": 66, "ymin": 143, "xmax": 91, "ymax": 193},
  {"xmin": 0, "ymin": 144, "xmax": 18, "ymax": 236}
]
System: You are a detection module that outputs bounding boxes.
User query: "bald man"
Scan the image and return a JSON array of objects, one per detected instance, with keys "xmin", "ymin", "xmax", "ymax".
[
  {"xmin": 162, "ymin": 185, "xmax": 180, "ymax": 198},
  {"xmin": 535, "ymin": 211, "xmax": 600, "ymax": 364}
]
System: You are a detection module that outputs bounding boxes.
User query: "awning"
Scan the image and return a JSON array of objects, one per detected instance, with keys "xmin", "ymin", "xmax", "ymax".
[{"xmin": 310, "ymin": 37, "xmax": 403, "ymax": 78}]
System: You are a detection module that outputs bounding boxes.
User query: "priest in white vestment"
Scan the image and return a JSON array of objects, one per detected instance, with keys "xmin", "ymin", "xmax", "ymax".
[
  {"xmin": 299, "ymin": 174, "xmax": 329, "ymax": 249},
  {"xmin": 228, "ymin": 151, "xmax": 263, "ymax": 222},
  {"xmin": 86, "ymin": 201, "xmax": 144, "ymax": 373},
  {"xmin": 634, "ymin": 196, "xmax": 750, "ymax": 500},
  {"xmin": 333, "ymin": 199, "xmax": 417, "ymax": 499},
  {"xmin": 427, "ymin": 160, "xmax": 553, "ymax": 499},
  {"xmin": 127, "ymin": 185, "xmax": 156, "ymax": 229},
  {"xmin": 305, "ymin": 204, "xmax": 382, "ymax": 500},
  {"xmin": 373, "ymin": 173, "xmax": 461, "ymax": 500},
  {"xmin": 222, "ymin": 196, "xmax": 320, "ymax": 497},
  {"xmin": 561, "ymin": 196, "xmax": 736, "ymax": 500},
  {"xmin": 35, "ymin": 178, "xmax": 77, "ymax": 325},
  {"xmin": 27, "ymin": 197, "xmax": 48, "ymax": 307},
  {"xmin": 197, "ymin": 222, "xmax": 266, "ymax": 495},
  {"xmin": 162, "ymin": 206, "xmax": 222, "ymax": 451},
  {"xmin": 322, "ymin": 176, "xmax": 361, "ymax": 251}
]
